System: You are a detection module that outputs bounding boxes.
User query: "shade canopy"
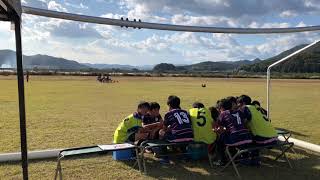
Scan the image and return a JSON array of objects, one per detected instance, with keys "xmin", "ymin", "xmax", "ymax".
[{"xmin": 0, "ymin": 0, "xmax": 21, "ymax": 21}]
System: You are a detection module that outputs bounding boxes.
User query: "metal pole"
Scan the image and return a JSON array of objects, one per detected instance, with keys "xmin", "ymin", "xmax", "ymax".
[
  {"xmin": 22, "ymin": 6, "xmax": 320, "ymax": 34},
  {"xmin": 14, "ymin": 16, "xmax": 29, "ymax": 180},
  {"xmin": 267, "ymin": 68, "xmax": 271, "ymax": 120},
  {"xmin": 266, "ymin": 40, "xmax": 320, "ymax": 121}
]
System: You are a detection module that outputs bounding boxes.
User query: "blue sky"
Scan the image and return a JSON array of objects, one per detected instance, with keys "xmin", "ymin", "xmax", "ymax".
[{"xmin": 1, "ymin": 0, "xmax": 320, "ymax": 65}]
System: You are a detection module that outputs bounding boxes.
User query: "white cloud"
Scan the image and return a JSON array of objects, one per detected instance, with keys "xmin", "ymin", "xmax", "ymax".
[
  {"xmin": 6, "ymin": 0, "xmax": 320, "ymax": 65},
  {"xmin": 49, "ymin": 21, "xmax": 103, "ymax": 39},
  {"xmin": 101, "ymin": 13, "xmax": 123, "ymax": 19},
  {"xmin": 171, "ymin": 14, "xmax": 237, "ymax": 27},
  {"xmin": 256, "ymin": 32, "xmax": 320, "ymax": 59},
  {"xmin": 261, "ymin": 22, "xmax": 291, "ymax": 28},
  {"xmin": 117, "ymin": 0, "xmax": 320, "ymax": 32},
  {"xmin": 296, "ymin": 21, "xmax": 307, "ymax": 27},
  {"xmin": 48, "ymin": 1, "xmax": 68, "ymax": 12},
  {"xmin": 120, "ymin": 0, "xmax": 320, "ymax": 19},
  {"xmin": 65, "ymin": 2, "xmax": 89, "ymax": 10},
  {"xmin": 248, "ymin": 22, "xmax": 291, "ymax": 28},
  {"xmin": 0, "ymin": 22, "xmax": 15, "ymax": 50},
  {"xmin": 280, "ymin": 10, "xmax": 298, "ymax": 18}
]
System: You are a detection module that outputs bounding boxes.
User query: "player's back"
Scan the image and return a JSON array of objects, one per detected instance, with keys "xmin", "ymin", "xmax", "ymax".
[
  {"xmin": 219, "ymin": 110, "xmax": 248, "ymax": 134},
  {"xmin": 189, "ymin": 107, "xmax": 217, "ymax": 144},
  {"xmin": 164, "ymin": 109, "xmax": 193, "ymax": 142}
]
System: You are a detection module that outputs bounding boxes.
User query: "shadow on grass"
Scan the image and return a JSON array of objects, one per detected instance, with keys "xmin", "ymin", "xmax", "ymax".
[
  {"xmin": 128, "ymin": 148, "xmax": 320, "ymax": 180},
  {"xmin": 276, "ymin": 127, "xmax": 309, "ymax": 137},
  {"xmin": 1, "ymin": 148, "xmax": 319, "ymax": 179},
  {"xmin": 0, "ymin": 157, "xmax": 57, "ymax": 166}
]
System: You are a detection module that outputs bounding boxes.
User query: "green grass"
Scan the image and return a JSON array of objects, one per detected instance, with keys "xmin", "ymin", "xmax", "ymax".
[{"xmin": 0, "ymin": 76, "xmax": 319, "ymax": 179}]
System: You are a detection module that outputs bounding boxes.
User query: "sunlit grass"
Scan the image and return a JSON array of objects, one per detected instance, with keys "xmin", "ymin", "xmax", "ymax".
[{"xmin": 0, "ymin": 76, "xmax": 319, "ymax": 179}]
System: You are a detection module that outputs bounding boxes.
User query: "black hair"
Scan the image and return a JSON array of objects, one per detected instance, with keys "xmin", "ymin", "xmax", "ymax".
[
  {"xmin": 209, "ymin": 106, "xmax": 219, "ymax": 121},
  {"xmin": 149, "ymin": 102, "xmax": 160, "ymax": 110},
  {"xmin": 226, "ymin": 96, "xmax": 237, "ymax": 104},
  {"xmin": 215, "ymin": 100, "xmax": 221, "ymax": 108},
  {"xmin": 217, "ymin": 98, "xmax": 232, "ymax": 110},
  {"xmin": 237, "ymin": 95, "xmax": 252, "ymax": 105},
  {"xmin": 252, "ymin": 100, "xmax": 261, "ymax": 107},
  {"xmin": 138, "ymin": 101, "xmax": 150, "ymax": 109},
  {"xmin": 167, "ymin": 95, "xmax": 181, "ymax": 109},
  {"xmin": 192, "ymin": 102, "xmax": 205, "ymax": 108}
]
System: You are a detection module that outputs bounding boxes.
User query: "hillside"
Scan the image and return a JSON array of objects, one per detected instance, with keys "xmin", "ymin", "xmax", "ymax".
[
  {"xmin": 2, "ymin": 42, "xmax": 319, "ymax": 73},
  {"xmin": 0, "ymin": 50, "xmax": 89, "ymax": 70},
  {"xmin": 182, "ymin": 61, "xmax": 237, "ymax": 72},
  {"xmin": 241, "ymin": 43, "xmax": 320, "ymax": 73},
  {"xmin": 83, "ymin": 63, "xmax": 154, "ymax": 70},
  {"xmin": 152, "ymin": 60, "xmax": 258, "ymax": 73}
]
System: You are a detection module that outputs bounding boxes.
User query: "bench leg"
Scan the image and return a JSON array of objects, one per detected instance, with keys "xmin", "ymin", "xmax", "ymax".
[
  {"xmin": 221, "ymin": 147, "xmax": 242, "ymax": 179},
  {"xmin": 283, "ymin": 134, "xmax": 296, "ymax": 154},
  {"xmin": 142, "ymin": 148, "xmax": 147, "ymax": 174},
  {"xmin": 208, "ymin": 153, "xmax": 214, "ymax": 168},
  {"xmin": 275, "ymin": 144, "xmax": 293, "ymax": 168},
  {"xmin": 135, "ymin": 148, "xmax": 142, "ymax": 172},
  {"xmin": 54, "ymin": 158, "xmax": 63, "ymax": 180}
]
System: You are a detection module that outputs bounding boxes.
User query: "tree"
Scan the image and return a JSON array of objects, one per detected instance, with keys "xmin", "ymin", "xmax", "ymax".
[{"xmin": 153, "ymin": 63, "xmax": 176, "ymax": 72}]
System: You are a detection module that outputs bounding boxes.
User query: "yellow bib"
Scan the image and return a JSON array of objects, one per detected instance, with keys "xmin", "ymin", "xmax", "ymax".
[
  {"xmin": 189, "ymin": 108, "xmax": 217, "ymax": 144},
  {"xmin": 113, "ymin": 114, "xmax": 142, "ymax": 143},
  {"xmin": 246, "ymin": 105, "xmax": 277, "ymax": 138}
]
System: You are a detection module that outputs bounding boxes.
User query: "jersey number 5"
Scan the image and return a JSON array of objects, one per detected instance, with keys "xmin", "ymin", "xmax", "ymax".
[{"xmin": 197, "ymin": 111, "xmax": 206, "ymax": 127}]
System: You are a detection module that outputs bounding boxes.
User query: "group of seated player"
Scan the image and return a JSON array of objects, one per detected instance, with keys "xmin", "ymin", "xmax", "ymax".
[{"xmin": 113, "ymin": 95, "xmax": 278, "ymax": 166}]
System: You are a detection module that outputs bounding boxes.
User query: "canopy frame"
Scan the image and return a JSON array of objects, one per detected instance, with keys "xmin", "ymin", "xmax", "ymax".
[
  {"xmin": 1, "ymin": 1, "xmax": 28, "ymax": 180},
  {"xmin": 1, "ymin": 3, "xmax": 320, "ymax": 180}
]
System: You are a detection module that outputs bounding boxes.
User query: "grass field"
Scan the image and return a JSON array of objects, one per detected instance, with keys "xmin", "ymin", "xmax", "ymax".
[{"xmin": 0, "ymin": 76, "xmax": 319, "ymax": 179}]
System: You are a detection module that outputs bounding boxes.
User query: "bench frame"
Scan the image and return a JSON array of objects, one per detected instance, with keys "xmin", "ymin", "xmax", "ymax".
[
  {"xmin": 54, "ymin": 145, "xmax": 141, "ymax": 180},
  {"xmin": 53, "ymin": 130, "xmax": 295, "ymax": 179},
  {"xmin": 221, "ymin": 141, "xmax": 294, "ymax": 179},
  {"xmin": 138, "ymin": 140, "xmax": 214, "ymax": 174}
]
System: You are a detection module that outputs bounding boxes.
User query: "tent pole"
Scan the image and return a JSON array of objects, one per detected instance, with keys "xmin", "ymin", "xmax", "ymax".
[
  {"xmin": 14, "ymin": 15, "xmax": 29, "ymax": 180},
  {"xmin": 267, "ymin": 68, "xmax": 271, "ymax": 120},
  {"xmin": 266, "ymin": 40, "xmax": 319, "ymax": 121}
]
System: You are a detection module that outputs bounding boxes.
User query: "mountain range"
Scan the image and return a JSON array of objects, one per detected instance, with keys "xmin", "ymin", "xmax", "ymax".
[
  {"xmin": 241, "ymin": 43, "xmax": 320, "ymax": 73},
  {"xmin": 82, "ymin": 63, "xmax": 154, "ymax": 70},
  {"xmin": 0, "ymin": 50, "xmax": 88, "ymax": 70},
  {"xmin": 1, "ymin": 42, "xmax": 319, "ymax": 73}
]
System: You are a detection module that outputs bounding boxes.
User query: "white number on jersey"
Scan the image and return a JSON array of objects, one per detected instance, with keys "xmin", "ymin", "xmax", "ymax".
[
  {"xmin": 174, "ymin": 112, "xmax": 190, "ymax": 124},
  {"xmin": 232, "ymin": 112, "xmax": 242, "ymax": 125}
]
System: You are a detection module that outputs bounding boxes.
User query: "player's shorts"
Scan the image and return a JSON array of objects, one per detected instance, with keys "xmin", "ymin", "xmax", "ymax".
[
  {"xmin": 164, "ymin": 132, "xmax": 193, "ymax": 143},
  {"xmin": 224, "ymin": 130, "xmax": 253, "ymax": 147},
  {"xmin": 253, "ymin": 135, "xmax": 278, "ymax": 145}
]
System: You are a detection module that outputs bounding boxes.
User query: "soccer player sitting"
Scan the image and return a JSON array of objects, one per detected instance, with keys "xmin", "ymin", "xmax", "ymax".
[
  {"xmin": 189, "ymin": 102, "xmax": 218, "ymax": 160},
  {"xmin": 227, "ymin": 96, "xmax": 250, "ymax": 123},
  {"xmin": 143, "ymin": 102, "xmax": 163, "ymax": 126},
  {"xmin": 157, "ymin": 95, "xmax": 193, "ymax": 164},
  {"xmin": 214, "ymin": 98, "xmax": 253, "ymax": 165},
  {"xmin": 159, "ymin": 95, "xmax": 193, "ymax": 142},
  {"xmin": 189, "ymin": 102, "xmax": 217, "ymax": 144},
  {"xmin": 237, "ymin": 95, "xmax": 277, "ymax": 145},
  {"xmin": 238, "ymin": 95, "xmax": 278, "ymax": 165},
  {"xmin": 139, "ymin": 102, "xmax": 163, "ymax": 140},
  {"xmin": 252, "ymin": 100, "xmax": 268, "ymax": 116},
  {"xmin": 113, "ymin": 101, "xmax": 150, "ymax": 144}
]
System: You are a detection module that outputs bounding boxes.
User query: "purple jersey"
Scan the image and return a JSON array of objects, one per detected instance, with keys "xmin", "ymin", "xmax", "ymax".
[
  {"xmin": 164, "ymin": 109, "xmax": 193, "ymax": 142},
  {"xmin": 218, "ymin": 110, "xmax": 252, "ymax": 146},
  {"xmin": 218, "ymin": 110, "xmax": 248, "ymax": 134}
]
